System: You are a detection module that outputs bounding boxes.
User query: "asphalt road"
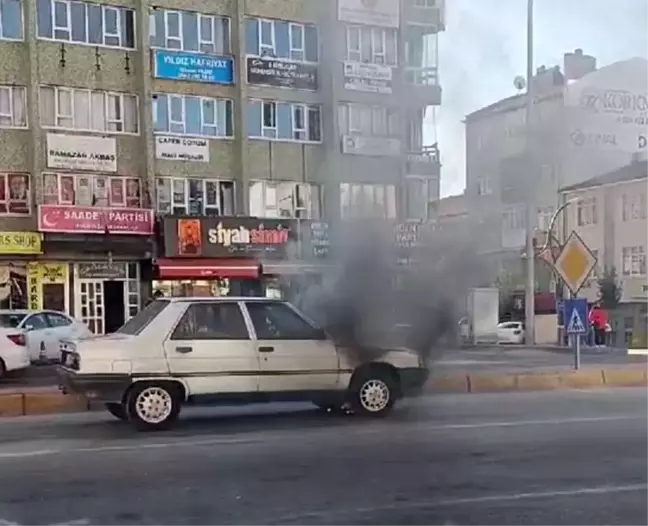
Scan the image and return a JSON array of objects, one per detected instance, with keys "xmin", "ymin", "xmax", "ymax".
[{"xmin": 0, "ymin": 388, "xmax": 645, "ymax": 525}]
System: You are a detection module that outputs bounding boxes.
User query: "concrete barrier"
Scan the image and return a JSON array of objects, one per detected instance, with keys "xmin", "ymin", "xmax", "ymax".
[{"xmin": 0, "ymin": 366, "xmax": 645, "ymax": 418}]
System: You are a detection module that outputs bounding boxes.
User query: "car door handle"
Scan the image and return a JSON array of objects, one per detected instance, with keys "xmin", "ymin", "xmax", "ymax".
[
  {"xmin": 175, "ymin": 346, "xmax": 193, "ymax": 354},
  {"xmin": 258, "ymin": 346, "xmax": 274, "ymax": 353}
]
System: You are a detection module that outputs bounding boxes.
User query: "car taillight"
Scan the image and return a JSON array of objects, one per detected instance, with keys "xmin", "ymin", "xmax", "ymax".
[{"xmin": 7, "ymin": 333, "xmax": 25, "ymax": 346}]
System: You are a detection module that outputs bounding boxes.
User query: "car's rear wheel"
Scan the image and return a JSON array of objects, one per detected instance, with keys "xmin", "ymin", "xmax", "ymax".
[
  {"xmin": 126, "ymin": 382, "xmax": 181, "ymax": 431},
  {"xmin": 348, "ymin": 368, "xmax": 397, "ymax": 417},
  {"xmin": 105, "ymin": 402, "xmax": 127, "ymax": 421},
  {"xmin": 0, "ymin": 359, "xmax": 6, "ymax": 380}
]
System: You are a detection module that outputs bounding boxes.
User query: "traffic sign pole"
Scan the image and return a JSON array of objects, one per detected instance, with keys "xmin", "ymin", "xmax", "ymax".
[{"xmin": 575, "ymin": 330, "xmax": 581, "ymax": 370}]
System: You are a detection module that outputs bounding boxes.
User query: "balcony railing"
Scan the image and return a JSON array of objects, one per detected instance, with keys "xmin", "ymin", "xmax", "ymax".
[{"xmin": 407, "ymin": 143, "xmax": 440, "ymax": 164}]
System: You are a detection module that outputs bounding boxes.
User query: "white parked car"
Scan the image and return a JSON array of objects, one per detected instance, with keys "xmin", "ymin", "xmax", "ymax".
[
  {"xmin": 497, "ymin": 321, "xmax": 525, "ymax": 344},
  {"xmin": 0, "ymin": 310, "xmax": 92, "ymax": 363},
  {"xmin": 0, "ymin": 324, "xmax": 30, "ymax": 379},
  {"xmin": 58, "ymin": 297, "xmax": 429, "ymax": 431}
]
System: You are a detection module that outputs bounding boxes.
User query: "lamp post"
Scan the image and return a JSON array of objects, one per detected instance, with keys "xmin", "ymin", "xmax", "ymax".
[{"xmin": 524, "ymin": 0, "xmax": 536, "ymax": 345}]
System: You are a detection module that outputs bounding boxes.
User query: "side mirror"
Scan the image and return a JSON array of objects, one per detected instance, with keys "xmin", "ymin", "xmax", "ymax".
[{"xmin": 24, "ymin": 324, "xmax": 34, "ymax": 332}]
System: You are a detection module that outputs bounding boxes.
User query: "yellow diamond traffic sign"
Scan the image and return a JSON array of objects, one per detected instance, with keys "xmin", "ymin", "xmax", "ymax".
[{"xmin": 554, "ymin": 230, "xmax": 598, "ymax": 295}]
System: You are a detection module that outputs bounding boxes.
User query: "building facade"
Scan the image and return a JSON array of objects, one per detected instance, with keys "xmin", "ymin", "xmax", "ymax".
[{"xmin": 0, "ymin": 0, "xmax": 445, "ymax": 332}]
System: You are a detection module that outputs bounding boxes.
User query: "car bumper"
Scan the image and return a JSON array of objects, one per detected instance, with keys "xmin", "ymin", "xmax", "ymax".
[
  {"xmin": 3, "ymin": 348, "xmax": 30, "ymax": 372},
  {"xmin": 398, "ymin": 367, "xmax": 430, "ymax": 396},
  {"xmin": 57, "ymin": 367, "xmax": 131, "ymax": 403}
]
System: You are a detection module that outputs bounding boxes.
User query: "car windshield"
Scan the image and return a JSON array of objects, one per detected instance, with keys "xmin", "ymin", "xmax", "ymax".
[
  {"xmin": 0, "ymin": 313, "xmax": 27, "ymax": 328},
  {"xmin": 116, "ymin": 300, "xmax": 169, "ymax": 335}
]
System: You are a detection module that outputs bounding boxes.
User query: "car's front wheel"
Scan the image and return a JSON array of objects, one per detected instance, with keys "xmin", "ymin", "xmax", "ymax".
[
  {"xmin": 105, "ymin": 402, "xmax": 127, "ymax": 421},
  {"xmin": 348, "ymin": 368, "xmax": 397, "ymax": 417},
  {"xmin": 126, "ymin": 382, "xmax": 181, "ymax": 431}
]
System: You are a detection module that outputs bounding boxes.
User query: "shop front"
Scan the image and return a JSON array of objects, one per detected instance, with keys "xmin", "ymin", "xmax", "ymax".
[
  {"xmin": 0, "ymin": 232, "xmax": 44, "ymax": 310},
  {"xmin": 156, "ymin": 216, "xmax": 330, "ymax": 299},
  {"xmin": 37, "ymin": 204, "xmax": 155, "ymax": 334}
]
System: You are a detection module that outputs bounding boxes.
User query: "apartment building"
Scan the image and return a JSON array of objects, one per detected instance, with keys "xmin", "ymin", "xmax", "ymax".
[
  {"xmin": 465, "ymin": 51, "xmax": 647, "ymax": 293},
  {"xmin": 0, "ymin": 0, "xmax": 444, "ymax": 332}
]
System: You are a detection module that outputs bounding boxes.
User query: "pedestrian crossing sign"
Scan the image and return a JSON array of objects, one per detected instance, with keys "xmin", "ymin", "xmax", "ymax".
[{"xmin": 564, "ymin": 298, "xmax": 588, "ymax": 335}]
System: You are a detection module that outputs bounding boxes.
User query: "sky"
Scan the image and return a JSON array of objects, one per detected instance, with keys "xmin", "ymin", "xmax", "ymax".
[{"xmin": 435, "ymin": 0, "xmax": 648, "ymax": 197}]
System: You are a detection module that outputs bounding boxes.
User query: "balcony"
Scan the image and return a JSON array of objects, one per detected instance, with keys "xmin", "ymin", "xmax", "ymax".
[
  {"xmin": 406, "ymin": 144, "xmax": 441, "ymax": 177},
  {"xmin": 403, "ymin": 0, "xmax": 446, "ymax": 31},
  {"xmin": 403, "ymin": 67, "xmax": 442, "ymax": 106}
]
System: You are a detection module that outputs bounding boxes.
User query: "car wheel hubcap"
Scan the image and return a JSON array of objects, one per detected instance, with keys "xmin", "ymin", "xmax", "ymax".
[
  {"xmin": 359, "ymin": 379, "xmax": 390, "ymax": 412},
  {"xmin": 135, "ymin": 387, "xmax": 172, "ymax": 424}
]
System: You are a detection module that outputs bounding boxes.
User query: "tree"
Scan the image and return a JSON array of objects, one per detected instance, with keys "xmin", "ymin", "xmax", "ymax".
[{"xmin": 597, "ymin": 266, "xmax": 622, "ymax": 310}]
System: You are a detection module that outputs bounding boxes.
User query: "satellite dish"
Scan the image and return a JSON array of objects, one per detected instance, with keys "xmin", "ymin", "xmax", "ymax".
[{"xmin": 513, "ymin": 76, "xmax": 526, "ymax": 91}]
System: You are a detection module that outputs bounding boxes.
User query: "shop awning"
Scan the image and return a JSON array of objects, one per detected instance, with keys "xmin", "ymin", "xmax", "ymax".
[
  {"xmin": 156, "ymin": 258, "xmax": 259, "ymax": 279},
  {"xmin": 261, "ymin": 262, "xmax": 332, "ymax": 275}
]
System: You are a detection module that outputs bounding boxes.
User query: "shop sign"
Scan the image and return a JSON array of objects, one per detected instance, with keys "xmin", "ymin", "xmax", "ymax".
[
  {"xmin": 246, "ymin": 57, "xmax": 318, "ymax": 91},
  {"xmin": 38, "ymin": 205, "xmax": 154, "ymax": 235},
  {"xmin": 302, "ymin": 221, "xmax": 329, "ymax": 259},
  {"xmin": 27, "ymin": 262, "xmax": 68, "ymax": 310},
  {"xmin": 77, "ymin": 262, "xmax": 127, "ymax": 280},
  {"xmin": 341, "ymin": 135, "xmax": 401, "ymax": 157},
  {"xmin": 153, "ymin": 50, "xmax": 234, "ymax": 84},
  {"xmin": 343, "ymin": 61, "xmax": 393, "ymax": 94},
  {"xmin": 338, "ymin": 0, "xmax": 399, "ymax": 28},
  {"xmin": 0, "ymin": 232, "xmax": 42, "ymax": 254},
  {"xmin": 46, "ymin": 133, "xmax": 117, "ymax": 172},
  {"xmin": 165, "ymin": 217, "xmax": 300, "ymax": 259},
  {"xmin": 155, "ymin": 136, "xmax": 210, "ymax": 163}
]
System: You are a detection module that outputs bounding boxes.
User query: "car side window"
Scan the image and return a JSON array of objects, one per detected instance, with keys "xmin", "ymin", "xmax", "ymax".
[
  {"xmin": 246, "ymin": 302, "xmax": 326, "ymax": 340},
  {"xmin": 23, "ymin": 313, "xmax": 49, "ymax": 330},
  {"xmin": 171, "ymin": 303, "xmax": 250, "ymax": 340},
  {"xmin": 46, "ymin": 313, "xmax": 72, "ymax": 327}
]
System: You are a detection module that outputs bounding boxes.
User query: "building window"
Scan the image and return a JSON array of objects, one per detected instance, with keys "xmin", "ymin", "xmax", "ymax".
[
  {"xmin": 576, "ymin": 196, "xmax": 597, "ymax": 226},
  {"xmin": 406, "ymin": 177, "xmax": 438, "ymax": 220},
  {"xmin": 477, "ymin": 177, "xmax": 492, "ymax": 196},
  {"xmin": 338, "ymin": 103, "xmax": 399, "ymax": 137},
  {"xmin": 245, "ymin": 17, "xmax": 318, "ymax": 62},
  {"xmin": 248, "ymin": 100, "xmax": 321, "ymax": 143},
  {"xmin": 0, "ymin": 86, "xmax": 27, "ymax": 128},
  {"xmin": 412, "ymin": 0, "xmax": 439, "ymax": 6},
  {"xmin": 622, "ymin": 246, "xmax": 646, "ymax": 276},
  {"xmin": 37, "ymin": 0, "xmax": 135, "ymax": 49},
  {"xmin": 537, "ymin": 206, "xmax": 555, "ymax": 231},
  {"xmin": 149, "ymin": 9, "xmax": 230, "ymax": 54},
  {"xmin": 156, "ymin": 177, "xmax": 234, "ymax": 216},
  {"xmin": 42, "ymin": 173, "xmax": 141, "ymax": 207},
  {"xmin": 0, "ymin": 0, "xmax": 23, "ymax": 40},
  {"xmin": 249, "ymin": 181, "xmax": 321, "ymax": 219},
  {"xmin": 0, "ymin": 173, "xmax": 30, "ymax": 215},
  {"xmin": 153, "ymin": 94, "xmax": 233, "ymax": 138},
  {"xmin": 340, "ymin": 183, "xmax": 397, "ymax": 219},
  {"xmin": 621, "ymin": 192, "xmax": 647, "ymax": 222},
  {"xmin": 405, "ymin": 26, "xmax": 438, "ymax": 85},
  {"xmin": 345, "ymin": 25, "xmax": 397, "ymax": 65},
  {"xmin": 40, "ymin": 86, "xmax": 139, "ymax": 134},
  {"xmin": 502, "ymin": 207, "xmax": 526, "ymax": 230}
]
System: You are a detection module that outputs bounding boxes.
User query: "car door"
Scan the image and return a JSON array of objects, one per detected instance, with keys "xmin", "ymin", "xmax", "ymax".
[
  {"xmin": 243, "ymin": 301, "xmax": 339, "ymax": 393},
  {"xmin": 163, "ymin": 301, "xmax": 259, "ymax": 397},
  {"xmin": 21, "ymin": 313, "xmax": 54, "ymax": 362}
]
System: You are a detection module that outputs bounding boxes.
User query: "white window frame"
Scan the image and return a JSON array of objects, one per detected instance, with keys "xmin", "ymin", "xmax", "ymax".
[
  {"xmin": 198, "ymin": 13, "xmax": 215, "ymax": 52},
  {"xmin": 154, "ymin": 94, "xmax": 232, "ymax": 138},
  {"xmin": 250, "ymin": 99, "xmax": 321, "ymax": 144},
  {"xmin": 341, "ymin": 103, "xmax": 398, "ymax": 138},
  {"xmin": 346, "ymin": 25, "xmax": 360, "ymax": 62},
  {"xmin": 0, "ymin": 0, "xmax": 24, "ymax": 41},
  {"xmin": 43, "ymin": 173, "xmax": 142, "ymax": 208},
  {"xmin": 622, "ymin": 246, "xmax": 646, "ymax": 277},
  {"xmin": 40, "ymin": 85, "xmax": 139, "ymax": 135},
  {"xmin": 249, "ymin": 180, "xmax": 320, "ymax": 219},
  {"xmin": 262, "ymin": 100, "xmax": 277, "ymax": 138},
  {"xmin": 251, "ymin": 18, "xmax": 317, "ymax": 64},
  {"xmin": 164, "ymin": 10, "xmax": 182, "ymax": 49},
  {"xmin": 346, "ymin": 25, "xmax": 397, "ymax": 66},
  {"xmin": 102, "ymin": 5, "xmax": 121, "ymax": 46},
  {"xmin": 155, "ymin": 177, "xmax": 235, "ymax": 216},
  {"xmin": 41, "ymin": 0, "xmax": 135, "ymax": 49},
  {"xmin": 292, "ymin": 104, "xmax": 306, "ymax": 141},
  {"xmin": 576, "ymin": 196, "xmax": 597, "ymax": 226},
  {"xmin": 0, "ymin": 86, "xmax": 27, "ymax": 128},
  {"xmin": 340, "ymin": 182, "xmax": 397, "ymax": 219}
]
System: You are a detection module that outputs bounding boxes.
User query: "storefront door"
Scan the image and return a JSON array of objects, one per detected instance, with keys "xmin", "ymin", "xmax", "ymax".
[{"xmin": 75, "ymin": 262, "xmax": 141, "ymax": 335}]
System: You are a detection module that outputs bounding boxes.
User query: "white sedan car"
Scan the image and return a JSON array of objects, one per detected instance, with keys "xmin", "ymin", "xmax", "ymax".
[
  {"xmin": 497, "ymin": 321, "xmax": 525, "ymax": 344},
  {"xmin": 0, "ymin": 310, "xmax": 92, "ymax": 363},
  {"xmin": 0, "ymin": 326, "xmax": 30, "ymax": 379}
]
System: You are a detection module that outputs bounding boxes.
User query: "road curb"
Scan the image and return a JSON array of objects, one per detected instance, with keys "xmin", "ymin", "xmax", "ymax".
[{"xmin": 0, "ymin": 367, "xmax": 646, "ymax": 418}]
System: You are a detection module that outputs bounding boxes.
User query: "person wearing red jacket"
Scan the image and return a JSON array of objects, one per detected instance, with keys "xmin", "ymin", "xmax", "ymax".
[{"xmin": 589, "ymin": 304, "xmax": 608, "ymax": 346}]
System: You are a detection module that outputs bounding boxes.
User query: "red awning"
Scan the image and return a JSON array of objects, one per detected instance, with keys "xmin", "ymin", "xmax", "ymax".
[{"xmin": 156, "ymin": 258, "xmax": 259, "ymax": 279}]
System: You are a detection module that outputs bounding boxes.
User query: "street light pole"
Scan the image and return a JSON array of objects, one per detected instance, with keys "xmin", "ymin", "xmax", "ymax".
[{"xmin": 524, "ymin": 0, "xmax": 536, "ymax": 345}]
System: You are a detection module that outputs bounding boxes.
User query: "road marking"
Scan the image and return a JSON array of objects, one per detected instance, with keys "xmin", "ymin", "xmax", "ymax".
[
  {"xmin": 0, "ymin": 414, "xmax": 643, "ymax": 461},
  {"xmin": 270, "ymin": 484, "xmax": 648, "ymax": 523}
]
